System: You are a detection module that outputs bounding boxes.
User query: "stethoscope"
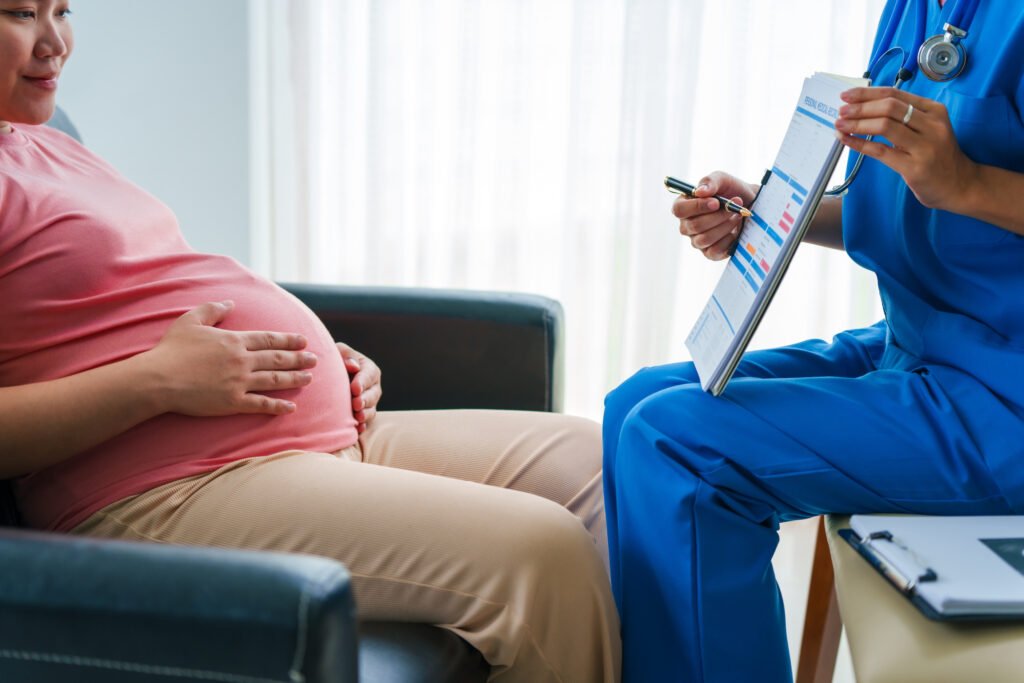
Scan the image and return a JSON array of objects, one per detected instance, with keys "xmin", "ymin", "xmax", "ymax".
[{"xmin": 825, "ymin": 0, "xmax": 980, "ymax": 195}]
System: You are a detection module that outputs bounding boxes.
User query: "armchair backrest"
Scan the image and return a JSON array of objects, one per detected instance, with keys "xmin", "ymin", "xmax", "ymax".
[{"xmin": 46, "ymin": 105, "xmax": 82, "ymax": 142}]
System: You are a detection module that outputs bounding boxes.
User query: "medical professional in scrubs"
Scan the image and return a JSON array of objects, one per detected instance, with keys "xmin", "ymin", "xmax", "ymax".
[{"xmin": 603, "ymin": 0, "xmax": 1024, "ymax": 680}]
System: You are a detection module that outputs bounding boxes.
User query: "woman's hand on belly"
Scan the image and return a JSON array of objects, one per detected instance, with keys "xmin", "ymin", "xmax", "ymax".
[
  {"xmin": 337, "ymin": 342, "xmax": 382, "ymax": 433},
  {"xmin": 139, "ymin": 301, "xmax": 318, "ymax": 416}
]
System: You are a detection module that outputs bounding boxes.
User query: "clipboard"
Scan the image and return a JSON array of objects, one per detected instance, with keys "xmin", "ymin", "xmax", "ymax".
[
  {"xmin": 684, "ymin": 72, "xmax": 868, "ymax": 396},
  {"xmin": 840, "ymin": 516, "xmax": 1024, "ymax": 622}
]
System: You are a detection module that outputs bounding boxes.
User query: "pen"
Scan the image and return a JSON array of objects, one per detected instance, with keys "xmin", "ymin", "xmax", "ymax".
[{"xmin": 664, "ymin": 176, "xmax": 753, "ymax": 218}]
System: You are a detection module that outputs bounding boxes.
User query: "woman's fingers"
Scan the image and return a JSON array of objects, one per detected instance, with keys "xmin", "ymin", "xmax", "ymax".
[
  {"xmin": 353, "ymin": 361, "xmax": 381, "ymax": 393},
  {"xmin": 840, "ymin": 86, "xmax": 934, "ymax": 112},
  {"xmin": 679, "ymin": 208, "xmax": 735, "ymax": 238},
  {"xmin": 250, "ymin": 349, "xmax": 318, "ymax": 371},
  {"xmin": 835, "ymin": 114, "xmax": 919, "ymax": 147},
  {"xmin": 672, "ymin": 171, "xmax": 756, "ymax": 262},
  {"xmin": 836, "ymin": 133, "xmax": 911, "ymax": 173},
  {"xmin": 704, "ymin": 225, "xmax": 741, "ymax": 261},
  {"xmin": 247, "ymin": 370, "xmax": 314, "ymax": 393},
  {"xmin": 673, "ymin": 194, "xmax": 722, "ymax": 220},
  {"xmin": 240, "ymin": 330, "xmax": 308, "ymax": 351},
  {"xmin": 697, "ymin": 171, "xmax": 756, "ymax": 203},
  {"xmin": 353, "ymin": 383, "xmax": 382, "ymax": 412},
  {"xmin": 840, "ymin": 96, "xmax": 922, "ymax": 127},
  {"xmin": 176, "ymin": 301, "xmax": 234, "ymax": 328},
  {"xmin": 688, "ymin": 213, "xmax": 742, "ymax": 248},
  {"xmin": 335, "ymin": 342, "xmax": 383, "ymax": 428},
  {"xmin": 354, "ymin": 406, "xmax": 376, "ymax": 433}
]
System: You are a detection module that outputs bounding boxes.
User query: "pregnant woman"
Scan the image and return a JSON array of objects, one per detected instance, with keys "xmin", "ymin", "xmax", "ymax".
[{"xmin": 0, "ymin": 3, "xmax": 619, "ymax": 681}]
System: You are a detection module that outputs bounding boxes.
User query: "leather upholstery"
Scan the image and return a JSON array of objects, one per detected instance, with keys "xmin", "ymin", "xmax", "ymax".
[
  {"xmin": 0, "ymin": 528, "xmax": 358, "ymax": 682},
  {"xmin": 282, "ymin": 282, "xmax": 565, "ymax": 412},
  {"xmin": 359, "ymin": 623, "xmax": 489, "ymax": 683}
]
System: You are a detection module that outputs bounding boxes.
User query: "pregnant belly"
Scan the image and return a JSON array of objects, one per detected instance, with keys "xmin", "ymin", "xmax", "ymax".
[
  {"xmin": 14, "ymin": 267, "xmax": 360, "ymax": 532},
  {"xmin": 184, "ymin": 272, "xmax": 357, "ymax": 432}
]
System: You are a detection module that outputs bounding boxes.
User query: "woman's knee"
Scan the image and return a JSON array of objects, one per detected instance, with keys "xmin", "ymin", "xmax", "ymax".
[
  {"xmin": 502, "ymin": 496, "xmax": 605, "ymax": 578},
  {"xmin": 549, "ymin": 413, "xmax": 602, "ymax": 461}
]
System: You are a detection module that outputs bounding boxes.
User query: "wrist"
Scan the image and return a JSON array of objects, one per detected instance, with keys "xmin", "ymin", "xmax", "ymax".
[
  {"xmin": 943, "ymin": 158, "xmax": 985, "ymax": 217},
  {"xmin": 123, "ymin": 350, "xmax": 175, "ymax": 416}
]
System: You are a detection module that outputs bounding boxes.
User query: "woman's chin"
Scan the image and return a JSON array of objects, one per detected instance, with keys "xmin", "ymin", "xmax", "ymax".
[{"xmin": 0, "ymin": 104, "xmax": 57, "ymax": 127}]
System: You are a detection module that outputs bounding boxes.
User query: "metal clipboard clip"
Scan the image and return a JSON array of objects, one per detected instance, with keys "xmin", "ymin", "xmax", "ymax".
[{"xmin": 861, "ymin": 530, "xmax": 939, "ymax": 594}]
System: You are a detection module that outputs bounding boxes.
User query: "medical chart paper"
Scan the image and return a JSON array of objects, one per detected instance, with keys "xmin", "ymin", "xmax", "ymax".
[{"xmin": 685, "ymin": 72, "xmax": 867, "ymax": 395}]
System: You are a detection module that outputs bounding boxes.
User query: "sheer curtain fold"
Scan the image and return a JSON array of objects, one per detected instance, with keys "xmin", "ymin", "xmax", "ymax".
[{"xmin": 251, "ymin": 0, "xmax": 887, "ymax": 419}]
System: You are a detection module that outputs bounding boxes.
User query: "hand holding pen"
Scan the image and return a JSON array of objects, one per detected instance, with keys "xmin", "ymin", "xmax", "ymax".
[{"xmin": 667, "ymin": 172, "xmax": 758, "ymax": 261}]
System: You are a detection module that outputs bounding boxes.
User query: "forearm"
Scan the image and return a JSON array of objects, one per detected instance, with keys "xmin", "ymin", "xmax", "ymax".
[
  {"xmin": 740, "ymin": 179, "xmax": 844, "ymax": 250},
  {"xmin": 802, "ymin": 195, "xmax": 845, "ymax": 250},
  {"xmin": 0, "ymin": 353, "xmax": 165, "ymax": 478},
  {"xmin": 952, "ymin": 163, "xmax": 1024, "ymax": 236}
]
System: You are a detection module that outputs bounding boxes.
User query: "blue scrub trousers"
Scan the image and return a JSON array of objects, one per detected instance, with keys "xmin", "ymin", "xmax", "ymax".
[{"xmin": 603, "ymin": 322, "xmax": 1022, "ymax": 683}]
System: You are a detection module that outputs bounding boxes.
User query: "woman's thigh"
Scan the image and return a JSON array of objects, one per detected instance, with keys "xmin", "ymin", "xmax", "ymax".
[
  {"xmin": 359, "ymin": 410, "xmax": 600, "ymax": 508},
  {"xmin": 74, "ymin": 449, "xmax": 608, "ymax": 623}
]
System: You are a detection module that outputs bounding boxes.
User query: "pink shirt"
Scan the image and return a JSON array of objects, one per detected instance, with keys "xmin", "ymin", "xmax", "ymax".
[{"xmin": 0, "ymin": 124, "xmax": 358, "ymax": 531}]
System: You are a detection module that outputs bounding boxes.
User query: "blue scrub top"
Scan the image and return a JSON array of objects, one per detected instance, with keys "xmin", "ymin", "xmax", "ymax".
[{"xmin": 843, "ymin": 0, "xmax": 1024, "ymax": 406}]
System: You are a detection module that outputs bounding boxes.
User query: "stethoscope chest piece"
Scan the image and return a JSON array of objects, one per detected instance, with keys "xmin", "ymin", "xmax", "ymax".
[{"xmin": 918, "ymin": 23, "xmax": 968, "ymax": 81}]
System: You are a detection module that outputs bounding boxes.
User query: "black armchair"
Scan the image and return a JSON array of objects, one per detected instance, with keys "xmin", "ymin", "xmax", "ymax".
[{"xmin": 0, "ymin": 113, "xmax": 566, "ymax": 682}]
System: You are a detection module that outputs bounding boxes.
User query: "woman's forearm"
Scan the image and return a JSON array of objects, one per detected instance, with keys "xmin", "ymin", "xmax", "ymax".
[
  {"xmin": 0, "ymin": 354, "xmax": 165, "ymax": 478},
  {"xmin": 0, "ymin": 302, "xmax": 320, "ymax": 478},
  {"xmin": 802, "ymin": 195, "xmax": 845, "ymax": 250},
  {"xmin": 954, "ymin": 163, "xmax": 1024, "ymax": 236}
]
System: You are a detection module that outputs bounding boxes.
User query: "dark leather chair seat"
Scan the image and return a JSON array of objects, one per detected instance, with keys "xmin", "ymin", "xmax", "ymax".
[{"xmin": 360, "ymin": 623, "xmax": 489, "ymax": 682}]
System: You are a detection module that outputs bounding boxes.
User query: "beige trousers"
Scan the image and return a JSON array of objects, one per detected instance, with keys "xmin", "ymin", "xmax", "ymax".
[{"xmin": 72, "ymin": 410, "xmax": 621, "ymax": 683}]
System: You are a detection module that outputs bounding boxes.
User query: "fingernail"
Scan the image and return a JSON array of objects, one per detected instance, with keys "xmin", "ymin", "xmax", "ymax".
[
  {"xmin": 303, "ymin": 352, "xmax": 317, "ymax": 363},
  {"xmin": 706, "ymin": 199, "xmax": 718, "ymax": 211},
  {"xmin": 221, "ymin": 300, "xmax": 234, "ymax": 308},
  {"xmin": 284, "ymin": 402, "xmax": 296, "ymax": 412},
  {"xmin": 840, "ymin": 90, "xmax": 853, "ymax": 101},
  {"xmin": 834, "ymin": 129, "xmax": 846, "ymax": 141},
  {"xmin": 300, "ymin": 372, "xmax": 313, "ymax": 381},
  {"xmin": 697, "ymin": 183, "xmax": 710, "ymax": 194},
  {"xmin": 835, "ymin": 119, "xmax": 851, "ymax": 132}
]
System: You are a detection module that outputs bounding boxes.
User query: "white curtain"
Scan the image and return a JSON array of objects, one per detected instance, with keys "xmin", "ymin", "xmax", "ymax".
[
  {"xmin": 250, "ymin": 3, "xmax": 887, "ymax": 674},
  {"xmin": 250, "ymin": 0, "xmax": 887, "ymax": 420}
]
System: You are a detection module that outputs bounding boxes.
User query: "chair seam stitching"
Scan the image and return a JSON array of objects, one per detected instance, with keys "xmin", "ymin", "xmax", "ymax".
[{"xmin": 0, "ymin": 649, "xmax": 289, "ymax": 683}]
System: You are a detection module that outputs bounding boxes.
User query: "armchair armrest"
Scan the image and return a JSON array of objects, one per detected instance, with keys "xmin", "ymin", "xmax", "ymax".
[
  {"xmin": 0, "ymin": 529, "xmax": 357, "ymax": 683},
  {"xmin": 282, "ymin": 283, "xmax": 565, "ymax": 412}
]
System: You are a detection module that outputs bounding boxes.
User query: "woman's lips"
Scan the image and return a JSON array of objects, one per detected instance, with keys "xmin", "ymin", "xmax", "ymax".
[{"xmin": 24, "ymin": 76, "xmax": 58, "ymax": 91}]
